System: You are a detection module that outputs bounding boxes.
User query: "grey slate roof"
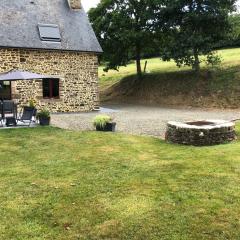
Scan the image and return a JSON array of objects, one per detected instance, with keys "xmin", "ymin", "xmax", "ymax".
[{"xmin": 0, "ymin": 0, "xmax": 102, "ymax": 53}]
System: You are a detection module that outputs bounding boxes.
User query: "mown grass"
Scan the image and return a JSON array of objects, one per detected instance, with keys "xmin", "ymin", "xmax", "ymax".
[{"xmin": 0, "ymin": 125, "xmax": 240, "ymax": 239}]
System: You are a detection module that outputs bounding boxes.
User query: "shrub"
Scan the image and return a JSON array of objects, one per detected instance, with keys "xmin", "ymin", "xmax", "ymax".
[
  {"xmin": 29, "ymin": 99, "xmax": 36, "ymax": 108},
  {"xmin": 93, "ymin": 115, "xmax": 112, "ymax": 128},
  {"xmin": 37, "ymin": 109, "xmax": 50, "ymax": 119},
  {"xmin": 205, "ymin": 52, "xmax": 222, "ymax": 69}
]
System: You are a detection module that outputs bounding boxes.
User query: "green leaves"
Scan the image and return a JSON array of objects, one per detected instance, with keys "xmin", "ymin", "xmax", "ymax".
[
  {"xmin": 93, "ymin": 115, "xmax": 113, "ymax": 128},
  {"xmin": 89, "ymin": 0, "xmax": 165, "ymax": 78},
  {"xmin": 89, "ymin": 0, "xmax": 237, "ymax": 75},
  {"xmin": 160, "ymin": 0, "xmax": 237, "ymax": 71}
]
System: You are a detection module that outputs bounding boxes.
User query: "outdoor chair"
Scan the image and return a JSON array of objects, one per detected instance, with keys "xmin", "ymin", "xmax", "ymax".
[
  {"xmin": 17, "ymin": 106, "xmax": 35, "ymax": 127},
  {"xmin": 2, "ymin": 100, "xmax": 17, "ymax": 119},
  {"xmin": 0, "ymin": 102, "xmax": 3, "ymax": 126},
  {"xmin": 0, "ymin": 107, "xmax": 3, "ymax": 127}
]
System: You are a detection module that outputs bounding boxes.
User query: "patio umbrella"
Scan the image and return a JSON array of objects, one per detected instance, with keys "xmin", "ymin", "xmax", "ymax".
[{"xmin": 0, "ymin": 70, "xmax": 55, "ymax": 81}]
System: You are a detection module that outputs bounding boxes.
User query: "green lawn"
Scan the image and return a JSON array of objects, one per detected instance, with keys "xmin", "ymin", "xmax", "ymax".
[{"xmin": 0, "ymin": 125, "xmax": 240, "ymax": 239}]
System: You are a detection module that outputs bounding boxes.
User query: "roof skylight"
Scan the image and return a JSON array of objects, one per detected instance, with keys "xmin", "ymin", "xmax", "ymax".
[{"xmin": 38, "ymin": 24, "xmax": 61, "ymax": 42}]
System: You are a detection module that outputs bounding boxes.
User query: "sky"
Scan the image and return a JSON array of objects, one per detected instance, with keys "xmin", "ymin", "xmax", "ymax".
[
  {"xmin": 82, "ymin": 0, "xmax": 100, "ymax": 12},
  {"xmin": 82, "ymin": 0, "xmax": 240, "ymax": 12}
]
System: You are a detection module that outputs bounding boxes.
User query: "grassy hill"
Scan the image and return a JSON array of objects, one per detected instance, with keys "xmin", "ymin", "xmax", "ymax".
[{"xmin": 99, "ymin": 48, "xmax": 240, "ymax": 108}]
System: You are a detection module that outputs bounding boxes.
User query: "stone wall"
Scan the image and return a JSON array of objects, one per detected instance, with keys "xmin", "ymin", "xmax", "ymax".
[
  {"xmin": 0, "ymin": 48, "xmax": 99, "ymax": 112},
  {"xmin": 166, "ymin": 121, "xmax": 236, "ymax": 146}
]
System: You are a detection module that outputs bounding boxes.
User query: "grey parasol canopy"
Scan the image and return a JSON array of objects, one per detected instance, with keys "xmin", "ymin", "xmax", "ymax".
[{"xmin": 0, "ymin": 70, "xmax": 56, "ymax": 81}]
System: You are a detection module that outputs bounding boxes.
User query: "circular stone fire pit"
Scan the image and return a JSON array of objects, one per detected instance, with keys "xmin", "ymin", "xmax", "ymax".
[{"xmin": 166, "ymin": 120, "xmax": 236, "ymax": 146}]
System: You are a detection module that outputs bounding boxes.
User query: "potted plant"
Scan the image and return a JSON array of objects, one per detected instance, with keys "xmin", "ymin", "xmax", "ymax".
[
  {"xmin": 28, "ymin": 99, "xmax": 37, "ymax": 118},
  {"xmin": 37, "ymin": 109, "xmax": 51, "ymax": 126},
  {"xmin": 93, "ymin": 115, "xmax": 116, "ymax": 132}
]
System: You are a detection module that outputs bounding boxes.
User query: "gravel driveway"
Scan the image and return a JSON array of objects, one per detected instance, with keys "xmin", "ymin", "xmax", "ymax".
[{"xmin": 51, "ymin": 104, "xmax": 239, "ymax": 138}]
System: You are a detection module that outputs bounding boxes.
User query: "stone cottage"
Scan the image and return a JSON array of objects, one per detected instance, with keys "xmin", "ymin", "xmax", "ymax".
[{"xmin": 0, "ymin": 0, "xmax": 102, "ymax": 112}]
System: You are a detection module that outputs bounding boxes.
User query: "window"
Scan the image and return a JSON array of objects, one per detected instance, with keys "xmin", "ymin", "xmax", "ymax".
[
  {"xmin": 42, "ymin": 79, "xmax": 60, "ymax": 98},
  {"xmin": 38, "ymin": 24, "xmax": 61, "ymax": 42}
]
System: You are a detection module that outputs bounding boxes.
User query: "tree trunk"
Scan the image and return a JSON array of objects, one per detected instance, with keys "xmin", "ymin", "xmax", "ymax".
[
  {"xmin": 136, "ymin": 44, "xmax": 142, "ymax": 80},
  {"xmin": 193, "ymin": 48, "xmax": 200, "ymax": 73},
  {"xmin": 136, "ymin": 57, "xmax": 142, "ymax": 79}
]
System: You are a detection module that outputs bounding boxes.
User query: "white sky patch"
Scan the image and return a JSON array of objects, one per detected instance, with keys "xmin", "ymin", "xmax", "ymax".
[
  {"xmin": 82, "ymin": 0, "xmax": 100, "ymax": 12},
  {"xmin": 82, "ymin": 0, "xmax": 240, "ymax": 13},
  {"xmin": 237, "ymin": 0, "xmax": 240, "ymax": 12}
]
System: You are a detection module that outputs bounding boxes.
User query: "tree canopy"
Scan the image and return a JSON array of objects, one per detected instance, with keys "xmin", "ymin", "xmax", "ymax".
[
  {"xmin": 89, "ymin": 0, "xmax": 237, "ymax": 76},
  {"xmin": 160, "ymin": 0, "xmax": 237, "ymax": 72},
  {"xmin": 89, "ymin": 0, "xmax": 164, "ymax": 79},
  {"xmin": 220, "ymin": 14, "xmax": 240, "ymax": 48}
]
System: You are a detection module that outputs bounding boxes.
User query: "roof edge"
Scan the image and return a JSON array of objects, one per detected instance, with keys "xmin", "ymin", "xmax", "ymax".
[{"xmin": 0, "ymin": 46, "xmax": 103, "ymax": 55}]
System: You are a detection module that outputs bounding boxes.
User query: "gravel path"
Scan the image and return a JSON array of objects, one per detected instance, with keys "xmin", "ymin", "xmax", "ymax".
[{"xmin": 51, "ymin": 104, "xmax": 239, "ymax": 138}]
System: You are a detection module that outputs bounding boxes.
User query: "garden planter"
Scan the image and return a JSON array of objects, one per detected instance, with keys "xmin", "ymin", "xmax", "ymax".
[
  {"xmin": 96, "ymin": 122, "xmax": 116, "ymax": 132},
  {"xmin": 39, "ymin": 117, "xmax": 50, "ymax": 126},
  {"xmin": 25, "ymin": 106, "xmax": 36, "ymax": 113},
  {"xmin": 25, "ymin": 106, "xmax": 37, "ymax": 118}
]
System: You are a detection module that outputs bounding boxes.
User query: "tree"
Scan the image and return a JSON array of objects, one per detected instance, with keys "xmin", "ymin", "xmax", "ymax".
[
  {"xmin": 223, "ymin": 14, "xmax": 240, "ymax": 47},
  {"xmin": 160, "ymin": 0, "xmax": 237, "ymax": 72},
  {"xmin": 89, "ymin": 0, "xmax": 163, "ymax": 80}
]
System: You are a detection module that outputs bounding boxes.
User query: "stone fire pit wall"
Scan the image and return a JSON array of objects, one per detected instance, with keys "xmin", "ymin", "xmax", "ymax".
[{"xmin": 166, "ymin": 120, "xmax": 236, "ymax": 146}]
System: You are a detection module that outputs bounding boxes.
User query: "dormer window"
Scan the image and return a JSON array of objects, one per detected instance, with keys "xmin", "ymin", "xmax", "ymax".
[{"xmin": 38, "ymin": 24, "xmax": 61, "ymax": 42}]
